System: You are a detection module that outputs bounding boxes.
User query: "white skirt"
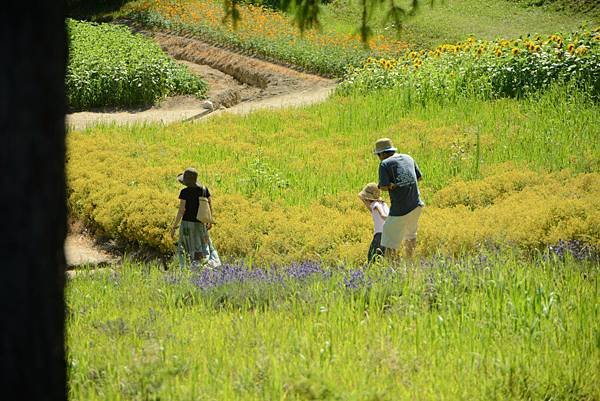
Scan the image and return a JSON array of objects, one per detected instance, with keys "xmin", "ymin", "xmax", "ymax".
[{"xmin": 381, "ymin": 206, "xmax": 423, "ymax": 250}]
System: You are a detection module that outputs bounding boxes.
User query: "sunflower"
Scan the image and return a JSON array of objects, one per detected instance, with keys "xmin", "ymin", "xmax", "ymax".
[
  {"xmin": 567, "ymin": 43, "xmax": 575, "ymax": 54},
  {"xmin": 511, "ymin": 48, "xmax": 519, "ymax": 55}
]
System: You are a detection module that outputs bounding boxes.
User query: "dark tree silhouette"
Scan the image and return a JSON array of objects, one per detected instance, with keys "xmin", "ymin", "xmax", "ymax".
[{"xmin": 0, "ymin": 2, "xmax": 68, "ymax": 401}]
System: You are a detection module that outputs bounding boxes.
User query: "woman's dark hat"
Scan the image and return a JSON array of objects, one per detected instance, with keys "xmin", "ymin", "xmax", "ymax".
[{"xmin": 177, "ymin": 167, "xmax": 199, "ymax": 187}]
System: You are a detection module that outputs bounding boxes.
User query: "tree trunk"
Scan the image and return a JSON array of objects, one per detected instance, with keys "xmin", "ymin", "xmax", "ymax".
[{"xmin": 0, "ymin": 2, "xmax": 68, "ymax": 401}]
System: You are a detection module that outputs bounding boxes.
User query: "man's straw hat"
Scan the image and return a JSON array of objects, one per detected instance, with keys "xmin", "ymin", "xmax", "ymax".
[
  {"xmin": 358, "ymin": 183, "xmax": 383, "ymax": 201},
  {"xmin": 177, "ymin": 167, "xmax": 199, "ymax": 187},
  {"xmin": 373, "ymin": 138, "xmax": 397, "ymax": 154}
]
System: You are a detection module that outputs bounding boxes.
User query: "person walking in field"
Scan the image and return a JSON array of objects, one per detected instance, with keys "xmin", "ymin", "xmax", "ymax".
[
  {"xmin": 171, "ymin": 167, "xmax": 221, "ymax": 269},
  {"xmin": 358, "ymin": 183, "xmax": 389, "ymax": 264},
  {"xmin": 374, "ymin": 138, "xmax": 424, "ymax": 259}
]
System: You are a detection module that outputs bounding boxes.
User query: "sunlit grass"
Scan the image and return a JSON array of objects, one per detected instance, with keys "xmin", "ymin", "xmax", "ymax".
[
  {"xmin": 66, "ymin": 87, "xmax": 600, "ymax": 264},
  {"xmin": 321, "ymin": 0, "xmax": 598, "ymax": 49},
  {"xmin": 66, "ymin": 254, "xmax": 599, "ymax": 400}
]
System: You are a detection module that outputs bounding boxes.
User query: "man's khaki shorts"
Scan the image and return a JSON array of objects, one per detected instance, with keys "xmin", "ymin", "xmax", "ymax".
[{"xmin": 381, "ymin": 206, "xmax": 422, "ymax": 250}]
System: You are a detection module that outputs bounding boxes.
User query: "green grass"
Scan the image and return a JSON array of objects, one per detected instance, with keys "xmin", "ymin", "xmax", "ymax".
[
  {"xmin": 66, "ymin": 255, "xmax": 599, "ymax": 400},
  {"xmin": 321, "ymin": 0, "xmax": 599, "ymax": 50},
  {"xmin": 69, "ymin": 85, "xmax": 600, "ymax": 204}
]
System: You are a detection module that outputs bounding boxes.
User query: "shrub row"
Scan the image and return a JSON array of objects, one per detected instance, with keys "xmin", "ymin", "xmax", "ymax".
[{"xmin": 67, "ymin": 19, "xmax": 207, "ymax": 110}]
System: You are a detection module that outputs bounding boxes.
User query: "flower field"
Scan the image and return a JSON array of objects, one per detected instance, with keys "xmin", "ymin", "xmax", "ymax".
[
  {"xmin": 67, "ymin": 19, "xmax": 207, "ymax": 110},
  {"xmin": 67, "ymin": 255, "xmax": 598, "ymax": 400},
  {"xmin": 338, "ymin": 29, "xmax": 600, "ymax": 101},
  {"xmin": 121, "ymin": 0, "xmax": 409, "ymax": 76},
  {"xmin": 115, "ymin": 0, "xmax": 596, "ymax": 77}
]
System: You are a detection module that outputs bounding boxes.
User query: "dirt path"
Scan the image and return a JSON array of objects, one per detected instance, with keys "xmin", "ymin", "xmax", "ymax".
[
  {"xmin": 65, "ymin": 233, "xmax": 116, "ymax": 268},
  {"xmin": 66, "ymin": 32, "xmax": 336, "ymax": 130},
  {"xmin": 65, "ymin": 30, "xmax": 336, "ymax": 266},
  {"xmin": 65, "ymin": 220, "xmax": 117, "ymax": 270}
]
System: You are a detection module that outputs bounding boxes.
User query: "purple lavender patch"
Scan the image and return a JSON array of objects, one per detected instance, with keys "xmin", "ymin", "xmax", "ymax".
[
  {"xmin": 548, "ymin": 239, "xmax": 598, "ymax": 261},
  {"xmin": 343, "ymin": 268, "xmax": 371, "ymax": 290}
]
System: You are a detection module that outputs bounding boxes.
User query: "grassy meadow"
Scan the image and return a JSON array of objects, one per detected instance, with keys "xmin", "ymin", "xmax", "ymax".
[
  {"xmin": 67, "ymin": 255, "xmax": 599, "ymax": 400},
  {"xmin": 321, "ymin": 0, "xmax": 599, "ymax": 49},
  {"xmin": 66, "ymin": 1, "xmax": 600, "ymax": 400}
]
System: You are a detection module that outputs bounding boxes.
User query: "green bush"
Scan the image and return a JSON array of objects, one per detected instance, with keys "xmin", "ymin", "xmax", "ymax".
[{"xmin": 66, "ymin": 19, "xmax": 207, "ymax": 110}]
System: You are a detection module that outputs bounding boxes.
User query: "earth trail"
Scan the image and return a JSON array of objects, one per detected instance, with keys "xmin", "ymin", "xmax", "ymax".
[{"xmin": 66, "ymin": 31, "xmax": 336, "ymax": 130}]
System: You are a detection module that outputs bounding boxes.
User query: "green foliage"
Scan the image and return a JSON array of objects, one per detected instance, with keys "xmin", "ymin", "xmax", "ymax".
[
  {"xmin": 240, "ymin": 156, "xmax": 290, "ymax": 200},
  {"xmin": 337, "ymin": 29, "xmax": 600, "ymax": 102},
  {"xmin": 67, "ymin": 85, "xmax": 600, "ymax": 265},
  {"xmin": 322, "ymin": 0, "xmax": 597, "ymax": 50},
  {"xmin": 507, "ymin": 0, "xmax": 600, "ymax": 16},
  {"xmin": 66, "ymin": 19, "xmax": 207, "ymax": 110},
  {"xmin": 66, "ymin": 256, "xmax": 600, "ymax": 400},
  {"xmin": 225, "ymin": 0, "xmax": 418, "ymax": 43}
]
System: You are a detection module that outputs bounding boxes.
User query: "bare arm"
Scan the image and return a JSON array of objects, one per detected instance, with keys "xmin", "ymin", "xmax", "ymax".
[
  {"xmin": 378, "ymin": 183, "xmax": 397, "ymax": 191},
  {"xmin": 206, "ymin": 196, "xmax": 213, "ymax": 230},
  {"xmin": 374, "ymin": 203, "xmax": 388, "ymax": 219},
  {"xmin": 170, "ymin": 199, "xmax": 186, "ymax": 237}
]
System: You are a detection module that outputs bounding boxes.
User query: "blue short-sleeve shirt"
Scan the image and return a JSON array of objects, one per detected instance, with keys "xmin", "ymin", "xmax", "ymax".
[{"xmin": 378, "ymin": 154, "xmax": 424, "ymax": 216}]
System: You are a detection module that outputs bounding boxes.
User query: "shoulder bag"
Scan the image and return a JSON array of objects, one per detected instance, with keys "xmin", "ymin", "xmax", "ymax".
[{"xmin": 196, "ymin": 186, "xmax": 214, "ymax": 224}]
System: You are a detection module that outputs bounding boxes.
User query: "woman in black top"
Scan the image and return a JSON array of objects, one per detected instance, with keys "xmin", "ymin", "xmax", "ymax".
[{"xmin": 171, "ymin": 167, "xmax": 221, "ymax": 269}]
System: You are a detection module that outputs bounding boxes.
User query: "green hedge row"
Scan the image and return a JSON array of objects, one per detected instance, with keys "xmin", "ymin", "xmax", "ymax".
[{"xmin": 67, "ymin": 19, "xmax": 207, "ymax": 110}]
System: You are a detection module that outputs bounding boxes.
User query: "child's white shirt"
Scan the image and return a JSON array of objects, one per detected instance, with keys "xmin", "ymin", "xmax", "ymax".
[{"xmin": 370, "ymin": 201, "xmax": 389, "ymax": 234}]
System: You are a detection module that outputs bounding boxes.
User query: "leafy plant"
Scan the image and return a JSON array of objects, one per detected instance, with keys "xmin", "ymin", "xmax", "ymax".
[
  {"xmin": 337, "ymin": 29, "xmax": 600, "ymax": 101},
  {"xmin": 66, "ymin": 19, "xmax": 207, "ymax": 110}
]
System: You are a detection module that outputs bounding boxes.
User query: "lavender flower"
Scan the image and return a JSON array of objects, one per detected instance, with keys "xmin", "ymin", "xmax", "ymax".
[
  {"xmin": 343, "ymin": 269, "xmax": 371, "ymax": 290},
  {"xmin": 549, "ymin": 239, "xmax": 598, "ymax": 261}
]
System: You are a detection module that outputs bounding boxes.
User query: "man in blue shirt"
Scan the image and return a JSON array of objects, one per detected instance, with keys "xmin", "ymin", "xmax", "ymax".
[{"xmin": 375, "ymin": 138, "xmax": 424, "ymax": 259}]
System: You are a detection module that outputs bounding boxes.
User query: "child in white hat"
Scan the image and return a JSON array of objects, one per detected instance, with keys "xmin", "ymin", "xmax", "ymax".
[{"xmin": 359, "ymin": 183, "xmax": 389, "ymax": 264}]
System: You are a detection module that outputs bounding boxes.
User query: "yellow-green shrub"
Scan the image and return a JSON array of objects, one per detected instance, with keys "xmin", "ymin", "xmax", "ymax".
[
  {"xmin": 66, "ymin": 89, "xmax": 599, "ymax": 265},
  {"xmin": 67, "ymin": 147, "xmax": 600, "ymax": 265}
]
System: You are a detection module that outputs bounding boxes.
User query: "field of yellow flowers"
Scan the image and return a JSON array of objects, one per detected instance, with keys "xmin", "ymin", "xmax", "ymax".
[
  {"xmin": 121, "ymin": 0, "xmax": 409, "ymax": 76},
  {"xmin": 67, "ymin": 82, "xmax": 599, "ymax": 265}
]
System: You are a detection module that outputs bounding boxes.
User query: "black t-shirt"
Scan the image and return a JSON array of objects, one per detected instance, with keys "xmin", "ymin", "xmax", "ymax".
[{"xmin": 179, "ymin": 186, "xmax": 211, "ymax": 222}]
